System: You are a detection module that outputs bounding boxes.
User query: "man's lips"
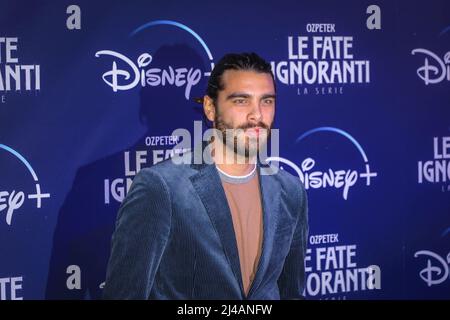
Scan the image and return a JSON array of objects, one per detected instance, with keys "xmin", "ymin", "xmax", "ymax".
[{"xmin": 245, "ymin": 127, "xmax": 262, "ymax": 136}]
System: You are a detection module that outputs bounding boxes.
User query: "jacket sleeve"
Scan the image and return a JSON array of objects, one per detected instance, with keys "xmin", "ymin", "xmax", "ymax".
[
  {"xmin": 277, "ymin": 182, "xmax": 309, "ymax": 299},
  {"xmin": 103, "ymin": 168, "xmax": 172, "ymax": 299}
]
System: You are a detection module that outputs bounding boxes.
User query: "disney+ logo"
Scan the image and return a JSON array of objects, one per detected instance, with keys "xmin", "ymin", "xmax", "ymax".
[
  {"xmin": 411, "ymin": 49, "xmax": 450, "ymax": 85},
  {"xmin": 95, "ymin": 51, "xmax": 202, "ymax": 100},
  {"xmin": 414, "ymin": 229, "xmax": 450, "ymax": 287}
]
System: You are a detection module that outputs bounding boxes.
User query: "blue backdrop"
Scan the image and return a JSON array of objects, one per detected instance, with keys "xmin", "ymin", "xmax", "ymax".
[{"xmin": 0, "ymin": 0, "xmax": 449, "ymax": 300}]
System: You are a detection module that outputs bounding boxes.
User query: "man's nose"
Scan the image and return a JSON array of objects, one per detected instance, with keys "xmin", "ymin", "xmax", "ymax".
[{"xmin": 248, "ymin": 101, "xmax": 262, "ymax": 123}]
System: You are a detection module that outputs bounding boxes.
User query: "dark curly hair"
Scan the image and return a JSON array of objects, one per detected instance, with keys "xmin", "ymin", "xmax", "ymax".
[{"xmin": 206, "ymin": 52, "xmax": 275, "ymax": 105}]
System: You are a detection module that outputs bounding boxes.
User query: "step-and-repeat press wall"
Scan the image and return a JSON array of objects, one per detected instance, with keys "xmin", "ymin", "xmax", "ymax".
[{"xmin": 0, "ymin": 0, "xmax": 449, "ymax": 299}]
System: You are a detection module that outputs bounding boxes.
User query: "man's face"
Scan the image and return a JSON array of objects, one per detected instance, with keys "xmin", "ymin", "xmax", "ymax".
[{"xmin": 206, "ymin": 70, "xmax": 276, "ymax": 158}]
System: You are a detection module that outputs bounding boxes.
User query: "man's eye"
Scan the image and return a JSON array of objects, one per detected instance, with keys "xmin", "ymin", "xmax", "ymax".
[
  {"xmin": 234, "ymin": 99, "xmax": 247, "ymax": 104},
  {"xmin": 263, "ymin": 99, "xmax": 274, "ymax": 105}
]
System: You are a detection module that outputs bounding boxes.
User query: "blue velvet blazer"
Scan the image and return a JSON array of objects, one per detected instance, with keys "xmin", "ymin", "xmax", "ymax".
[{"xmin": 103, "ymin": 151, "xmax": 308, "ymax": 300}]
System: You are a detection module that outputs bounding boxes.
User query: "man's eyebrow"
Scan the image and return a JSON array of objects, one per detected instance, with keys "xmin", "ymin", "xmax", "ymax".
[
  {"xmin": 225, "ymin": 92, "xmax": 252, "ymax": 100},
  {"xmin": 260, "ymin": 94, "xmax": 276, "ymax": 100},
  {"xmin": 225, "ymin": 93, "xmax": 276, "ymax": 101}
]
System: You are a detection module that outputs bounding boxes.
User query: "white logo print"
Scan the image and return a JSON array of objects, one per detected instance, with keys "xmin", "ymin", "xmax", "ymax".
[
  {"xmin": 95, "ymin": 51, "xmax": 202, "ymax": 99},
  {"xmin": 411, "ymin": 48, "xmax": 450, "ymax": 85},
  {"xmin": 266, "ymin": 127, "xmax": 377, "ymax": 200},
  {"xmin": 414, "ymin": 250, "xmax": 450, "ymax": 287},
  {"xmin": 95, "ymin": 20, "xmax": 214, "ymax": 100},
  {"xmin": 0, "ymin": 144, "xmax": 50, "ymax": 226}
]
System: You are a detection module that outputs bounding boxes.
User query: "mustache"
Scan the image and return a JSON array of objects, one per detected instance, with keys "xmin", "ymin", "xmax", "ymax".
[{"xmin": 234, "ymin": 122, "xmax": 271, "ymax": 131}]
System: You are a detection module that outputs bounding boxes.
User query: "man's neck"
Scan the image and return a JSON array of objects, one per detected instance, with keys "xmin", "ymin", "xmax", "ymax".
[{"xmin": 211, "ymin": 140, "xmax": 257, "ymax": 177}]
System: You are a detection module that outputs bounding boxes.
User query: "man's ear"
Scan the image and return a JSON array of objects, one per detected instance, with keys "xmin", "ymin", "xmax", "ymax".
[{"xmin": 203, "ymin": 95, "xmax": 216, "ymax": 122}]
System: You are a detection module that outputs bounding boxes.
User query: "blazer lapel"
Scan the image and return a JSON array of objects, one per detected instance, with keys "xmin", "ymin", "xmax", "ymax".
[
  {"xmin": 189, "ymin": 163, "xmax": 245, "ymax": 296},
  {"xmin": 247, "ymin": 165, "xmax": 281, "ymax": 298}
]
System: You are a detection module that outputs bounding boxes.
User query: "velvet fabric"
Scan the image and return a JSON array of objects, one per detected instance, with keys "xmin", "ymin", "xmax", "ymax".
[{"xmin": 103, "ymin": 150, "xmax": 308, "ymax": 300}]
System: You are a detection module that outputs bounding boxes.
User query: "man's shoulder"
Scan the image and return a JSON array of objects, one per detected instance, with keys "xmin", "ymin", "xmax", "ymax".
[
  {"xmin": 262, "ymin": 163, "xmax": 305, "ymax": 193},
  {"xmin": 262, "ymin": 163, "xmax": 308, "ymax": 221},
  {"xmin": 136, "ymin": 151, "xmax": 196, "ymax": 184}
]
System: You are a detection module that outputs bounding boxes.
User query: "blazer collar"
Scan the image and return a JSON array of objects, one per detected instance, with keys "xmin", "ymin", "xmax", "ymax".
[{"xmin": 188, "ymin": 144, "xmax": 281, "ymax": 298}]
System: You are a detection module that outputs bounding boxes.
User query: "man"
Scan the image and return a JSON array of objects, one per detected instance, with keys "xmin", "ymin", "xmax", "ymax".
[{"xmin": 103, "ymin": 52, "xmax": 309, "ymax": 299}]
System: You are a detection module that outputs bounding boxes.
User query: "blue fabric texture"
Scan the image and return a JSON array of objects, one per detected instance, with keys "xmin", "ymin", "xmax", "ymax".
[{"xmin": 103, "ymin": 149, "xmax": 309, "ymax": 300}]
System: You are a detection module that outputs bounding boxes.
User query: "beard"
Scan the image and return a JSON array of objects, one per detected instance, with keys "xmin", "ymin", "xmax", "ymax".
[{"xmin": 214, "ymin": 112, "xmax": 272, "ymax": 159}]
